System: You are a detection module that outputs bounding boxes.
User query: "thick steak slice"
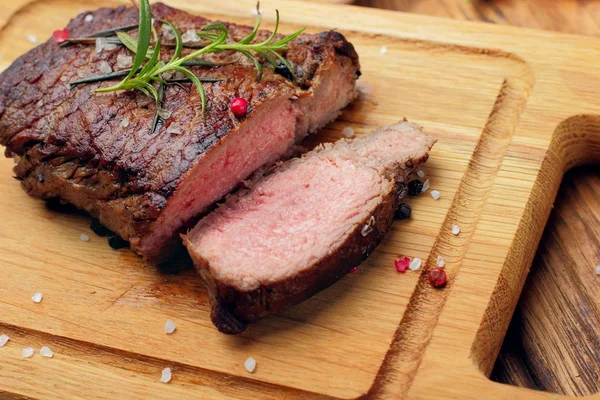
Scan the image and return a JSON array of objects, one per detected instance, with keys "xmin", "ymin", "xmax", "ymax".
[
  {"xmin": 0, "ymin": 3, "xmax": 360, "ymax": 263},
  {"xmin": 183, "ymin": 122, "xmax": 437, "ymax": 333}
]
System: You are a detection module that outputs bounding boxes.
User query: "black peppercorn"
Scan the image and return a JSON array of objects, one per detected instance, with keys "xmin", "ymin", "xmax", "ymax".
[
  {"xmin": 108, "ymin": 234, "xmax": 129, "ymax": 250},
  {"xmin": 407, "ymin": 180, "xmax": 424, "ymax": 196},
  {"xmin": 395, "ymin": 203, "xmax": 412, "ymax": 220},
  {"xmin": 274, "ymin": 62, "xmax": 294, "ymax": 81}
]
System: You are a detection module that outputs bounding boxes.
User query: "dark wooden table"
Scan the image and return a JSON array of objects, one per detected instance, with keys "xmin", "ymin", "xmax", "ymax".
[{"xmin": 354, "ymin": 0, "xmax": 600, "ymax": 396}]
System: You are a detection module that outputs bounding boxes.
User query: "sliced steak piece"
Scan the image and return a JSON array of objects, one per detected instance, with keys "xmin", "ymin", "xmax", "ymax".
[
  {"xmin": 183, "ymin": 121, "xmax": 437, "ymax": 333},
  {"xmin": 0, "ymin": 3, "xmax": 360, "ymax": 263}
]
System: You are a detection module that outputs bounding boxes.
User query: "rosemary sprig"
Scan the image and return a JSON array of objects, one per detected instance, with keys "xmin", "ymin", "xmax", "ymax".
[
  {"xmin": 94, "ymin": 0, "xmax": 304, "ymax": 114},
  {"xmin": 69, "ymin": 68, "xmax": 220, "ymax": 87}
]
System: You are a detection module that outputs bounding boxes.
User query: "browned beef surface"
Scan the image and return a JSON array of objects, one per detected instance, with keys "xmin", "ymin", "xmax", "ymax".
[{"xmin": 0, "ymin": 3, "xmax": 360, "ymax": 262}]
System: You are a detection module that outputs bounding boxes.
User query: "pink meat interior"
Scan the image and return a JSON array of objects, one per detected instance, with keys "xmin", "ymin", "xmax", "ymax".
[
  {"xmin": 138, "ymin": 98, "xmax": 297, "ymax": 259},
  {"xmin": 188, "ymin": 154, "xmax": 385, "ymax": 292}
]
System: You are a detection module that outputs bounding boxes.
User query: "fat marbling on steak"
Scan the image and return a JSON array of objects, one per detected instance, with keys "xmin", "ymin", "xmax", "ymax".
[
  {"xmin": 0, "ymin": 3, "xmax": 360, "ymax": 262},
  {"xmin": 184, "ymin": 121, "xmax": 437, "ymax": 333}
]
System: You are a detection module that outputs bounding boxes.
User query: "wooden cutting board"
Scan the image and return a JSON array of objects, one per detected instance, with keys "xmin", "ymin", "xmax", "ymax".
[{"xmin": 0, "ymin": 0, "xmax": 599, "ymax": 399}]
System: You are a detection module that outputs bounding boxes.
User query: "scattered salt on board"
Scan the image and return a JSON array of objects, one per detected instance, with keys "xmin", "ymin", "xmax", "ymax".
[
  {"xmin": 596, "ymin": 265, "xmax": 600, "ymax": 275},
  {"xmin": 409, "ymin": 257, "xmax": 422, "ymax": 271},
  {"xmin": 164, "ymin": 320, "xmax": 176, "ymax": 334},
  {"xmin": 40, "ymin": 346, "xmax": 54, "ymax": 358},
  {"xmin": 31, "ymin": 292, "xmax": 43, "ymax": 303},
  {"xmin": 22, "ymin": 348, "xmax": 34, "ymax": 358},
  {"xmin": 437, "ymin": 256, "xmax": 445, "ymax": 268},
  {"xmin": 0, "ymin": 334, "xmax": 9, "ymax": 347},
  {"xmin": 160, "ymin": 368, "xmax": 172, "ymax": 383},
  {"xmin": 244, "ymin": 357, "xmax": 257, "ymax": 373},
  {"xmin": 451, "ymin": 224, "xmax": 460, "ymax": 235}
]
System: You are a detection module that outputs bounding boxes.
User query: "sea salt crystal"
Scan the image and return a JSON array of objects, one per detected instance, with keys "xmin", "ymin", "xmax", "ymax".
[
  {"xmin": 596, "ymin": 265, "xmax": 600, "ymax": 275},
  {"xmin": 167, "ymin": 124, "xmax": 183, "ymax": 135},
  {"xmin": 80, "ymin": 233, "xmax": 90, "ymax": 242},
  {"xmin": 173, "ymin": 71, "xmax": 186, "ymax": 80},
  {"xmin": 161, "ymin": 70, "xmax": 174, "ymax": 80},
  {"xmin": 104, "ymin": 43, "xmax": 117, "ymax": 51},
  {"xmin": 251, "ymin": 8, "xmax": 260, "ymax": 16},
  {"xmin": 158, "ymin": 109, "xmax": 171, "ymax": 120},
  {"xmin": 181, "ymin": 29, "xmax": 199, "ymax": 43},
  {"xmin": 164, "ymin": 320, "xmax": 176, "ymax": 334},
  {"xmin": 84, "ymin": 14, "xmax": 94, "ymax": 22},
  {"xmin": 451, "ymin": 224, "xmax": 461, "ymax": 235},
  {"xmin": 161, "ymin": 24, "xmax": 176, "ymax": 40},
  {"xmin": 160, "ymin": 367, "xmax": 172, "ymax": 383},
  {"xmin": 40, "ymin": 346, "xmax": 54, "ymax": 358},
  {"xmin": 31, "ymin": 292, "xmax": 43, "ymax": 303},
  {"xmin": 95, "ymin": 38, "xmax": 106, "ymax": 53},
  {"xmin": 98, "ymin": 61, "xmax": 112, "ymax": 74},
  {"xmin": 409, "ymin": 257, "xmax": 422, "ymax": 271},
  {"xmin": 421, "ymin": 179, "xmax": 430, "ymax": 193},
  {"xmin": 416, "ymin": 170, "xmax": 425, "ymax": 178},
  {"xmin": 437, "ymin": 256, "xmax": 445, "ymax": 268},
  {"xmin": 361, "ymin": 216, "xmax": 375, "ymax": 237},
  {"xmin": 116, "ymin": 54, "xmax": 133, "ymax": 69},
  {"xmin": 0, "ymin": 334, "xmax": 9, "ymax": 347},
  {"xmin": 27, "ymin": 35, "xmax": 38, "ymax": 44},
  {"xmin": 379, "ymin": 45, "xmax": 388, "ymax": 55},
  {"xmin": 430, "ymin": 190, "xmax": 440, "ymax": 200},
  {"xmin": 119, "ymin": 118, "xmax": 130, "ymax": 128},
  {"xmin": 244, "ymin": 357, "xmax": 257, "ymax": 373},
  {"xmin": 342, "ymin": 126, "xmax": 355, "ymax": 138},
  {"xmin": 22, "ymin": 348, "xmax": 34, "ymax": 358}
]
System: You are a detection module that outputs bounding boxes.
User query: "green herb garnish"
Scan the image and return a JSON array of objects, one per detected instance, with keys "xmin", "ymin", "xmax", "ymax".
[{"xmin": 94, "ymin": 0, "xmax": 304, "ymax": 114}]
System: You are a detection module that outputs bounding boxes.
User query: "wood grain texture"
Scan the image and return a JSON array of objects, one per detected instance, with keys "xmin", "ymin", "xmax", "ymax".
[
  {"xmin": 1, "ymin": 0, "xmax": 600, "ymax": 399},
  {"xmin": 351, "ymin": 0, "xmax": 600, "ymax": 396}
]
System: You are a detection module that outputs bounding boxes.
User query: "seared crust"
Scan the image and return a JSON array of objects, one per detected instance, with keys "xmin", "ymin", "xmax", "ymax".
[
  {"xmin": 0, "ymin": 4, "xmax": 360, "ymax": 261},
  {"xmin": 184, "ymin": 151, "xmax": 431, "ymax": 334}
]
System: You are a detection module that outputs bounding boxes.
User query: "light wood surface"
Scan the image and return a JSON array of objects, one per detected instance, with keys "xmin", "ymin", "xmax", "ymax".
[
  {"xmin": 1, "ymin": 0, "xmax": 600, "ymax": 399},
  {"xmin": 352, "ymin": 0, "xmax": 600, "ymax": 395}
]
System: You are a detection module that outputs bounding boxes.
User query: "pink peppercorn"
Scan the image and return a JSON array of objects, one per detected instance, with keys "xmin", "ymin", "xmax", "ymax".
[
  {"xmin": 52, "ymin": 28, "xmax": 69, "ymax": 44},
  {"xmin": 395, "ymin": 257, "xmax": 410, "ymax": 273},
  {"xmin": 428, "ymin": 267, "xmax": 447, "ymax": 288},
  {"xmin": 230, "ymin": 97, "xmax": 248, "ymax": 117}
]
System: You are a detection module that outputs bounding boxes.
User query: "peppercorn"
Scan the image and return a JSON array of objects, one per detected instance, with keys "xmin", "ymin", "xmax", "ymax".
[
  {"xmin": 108, "ymin": 234, "xmax": 128, "ymax": 250},
  {"xmin": 395, "ymin": 203, "xmax": 412, "ymax": 220},
  {"xmin": 428, "ymin": 268, "xmax": 447, "ymax": 288},
  {"xmin": 407, "ymin": 179, "xmax": 423, "ymax": 196},
  {"xmin": 90, "ymin": 218, "xmax": 110, "ymax": 237},
  {"xmin": 274, "ymin": 62, "xmax": 294, "ymax": 81},
  {"xmin": 230, "ymin": 97, "xmax": 248, "ymax": 118}
]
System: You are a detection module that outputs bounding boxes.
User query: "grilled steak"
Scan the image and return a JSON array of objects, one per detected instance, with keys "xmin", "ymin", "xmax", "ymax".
[
  {"xmin": 183, "ymin": 121, "xmax": 437, "ymax": 333},
  {"xmin": 0, "ymin": 4, "xmax": 360, "ymax": 262}
]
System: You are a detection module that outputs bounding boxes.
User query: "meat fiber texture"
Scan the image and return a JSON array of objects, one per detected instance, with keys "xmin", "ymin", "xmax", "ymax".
[
  {"xmin": 184, "ymin": 121, "xmax": 437, "ymax": 333},
  {"xmin": 0, "ymin": 3, "xmax": 360, "ymax": 263}
]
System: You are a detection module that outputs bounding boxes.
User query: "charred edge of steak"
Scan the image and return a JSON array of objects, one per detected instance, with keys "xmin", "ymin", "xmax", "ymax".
[
  {"xmin": 198, "ymin": 156, "xmax": 426, "ymax": 335},
  {"xmin": 0, "ymin": 3, "xmax": 360, "ymax": 262}
]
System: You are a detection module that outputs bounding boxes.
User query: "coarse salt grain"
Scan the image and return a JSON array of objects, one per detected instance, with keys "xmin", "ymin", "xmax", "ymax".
[
  {"xmin": 244, "ymin": 357, "xmax": 257, "ymax": 373},
  {"xmin": 22, "ymin": 348, "xmax": 34, "ymax": 358},
  {"xmin": 80, "ymin": 233, "xmax": 90, "ymax": 242},
  {"xmin": 158, "ymin": 109, "xmax": 171, "ymax": 120},
  {"xmin": 416, "ymin": 170, "xmax": 425, "ymax": 178},
  {"xmin": 164, "ymin": 320, "xmax": 176, "ymax": 334},
  {"xmin": 451, "ymin": 224, "xmax": 460, "ymax": 235},
  {"xmin": 84, "ymin": 14, "xmax": 94, "ymax": 22},
  {"xmin": 160, "ymin": 367, "xmax": 172, "ymax": 383},
  {"xmin": 104, "ymin": 43, "xmax": 117, "ymax": 51},
  {"xmin": 421, "ymin": 179, "xmax": 430, "ymax": 193},
  {"xmin": 120, "ymin": 118, "xmax": 130, "ymax": 128},
  {"xmin": 596, "ymin": 265, "xmax": 600, "ymax": 275},
  {"xmin": 98, "ymin": 61, "xmax": 112, "ymax": 74},
  {"xmin": 431, "ymin": 190, "xmax": 440, "ymax": 200},
  {"xmin": 161, "ymin": 24, "xmax": 176, "ymax": 40},
  {"xmin": 167, "ymin": 124, "xmax": 183, "ymax": 135},
  {"xmin": 0, "ymin": 334, "xmax": 9, "ymax": 347},
  {"xmin": 379, "ymin": 45, "xmax": 388, "ymax": 55},
  {"xmin": 27, "ymin": 35, "xmax": 38, "ymax": 44},
  {"xmin": 437, "ymin": 256, "xmax": 445, "ymax": 268},
  {"xmin": 361, "ymin": 216, "xmax": 376, "ymax": 237},
  {"xmin": 116, "ymin": 54, "xmax": 133, "ymax": 69},
  {"xmin": 251, "ymin": 8, "xmax": 260, "ymax": 16},
  {"xmin": 40, "ymin": 346, "xmax": 54, "ymax": 358},
  {"xmin": 181, "ymin": 29, "xmax": 199, "ymax": 43},
  {"xmin": 409, "ymin": 257, "xmax": 422, "ymax": 271},
  {"xmin": 342, "ymin": 126, "xmax": 355, "ymax": 138},
  {"xmin": 32, "ymin": 292, "xmax": 43, "ymax": 303},
  {"xmin": 95, "ymin": 38, "xmax": 106, "ymax": 53}
]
